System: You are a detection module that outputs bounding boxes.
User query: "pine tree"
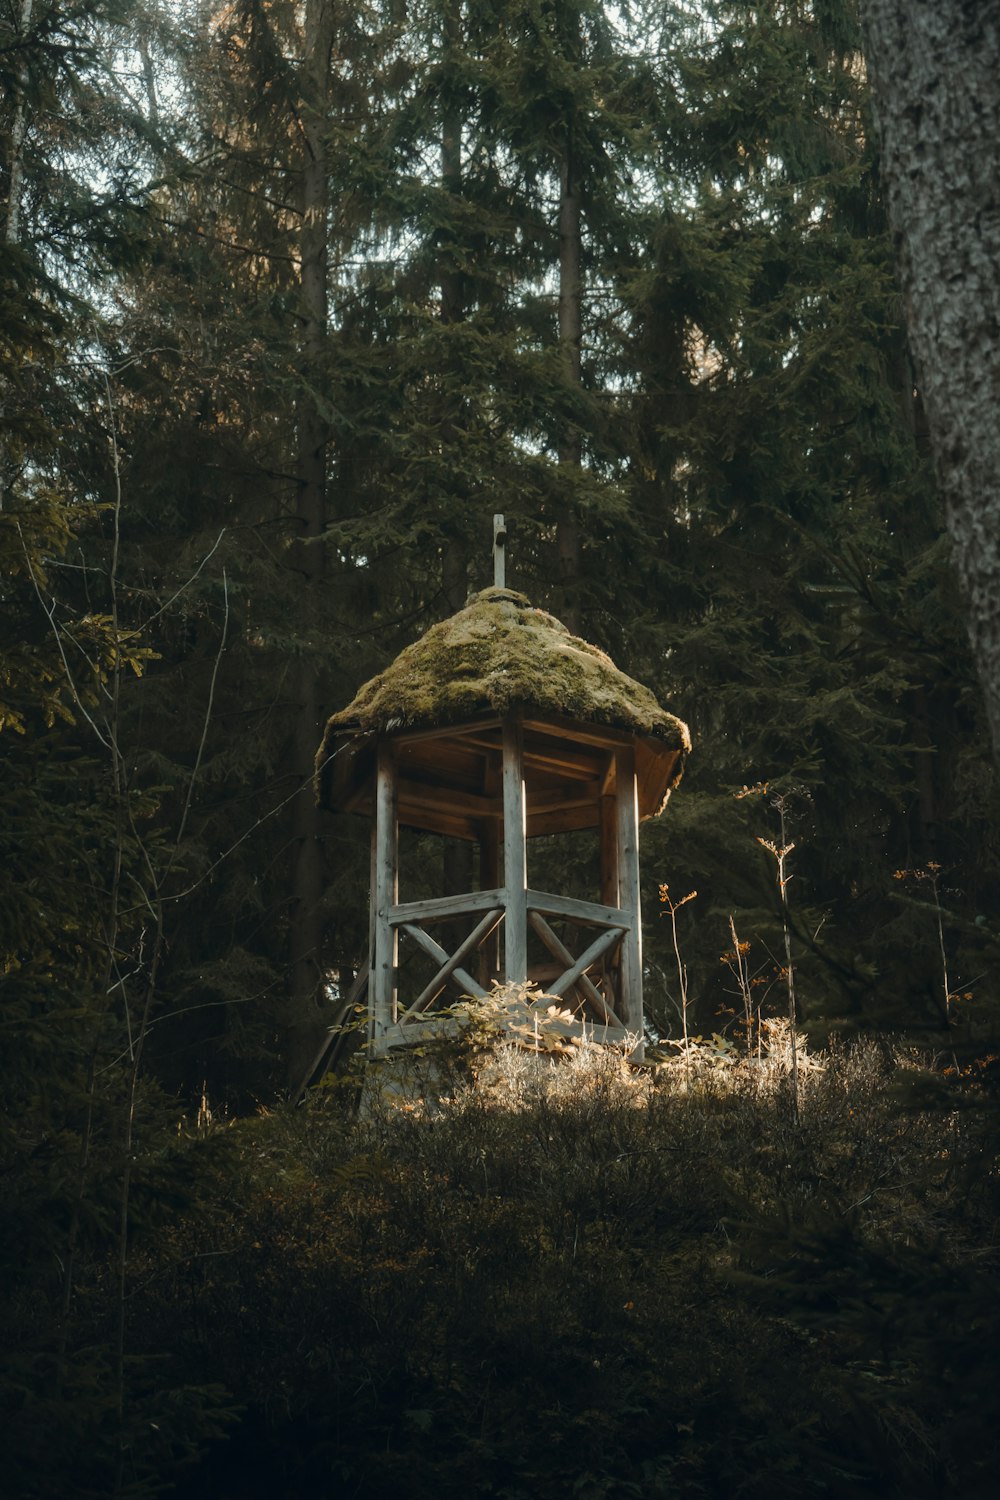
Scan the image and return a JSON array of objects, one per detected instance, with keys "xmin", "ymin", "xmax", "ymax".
[
  {"xmin": 92, "ymin": 0, "xmax": 402, "ymax": 1090},
  {"xmin": 25, "ymin": 0, "xmax": 991, "ymax": 1104},
  {"xmin": 616, "ymin": 0, "xmax": 997, "ymax": 1038},
  {"xmin": 2, "ymin": 4, "xmax": 242, "ymax": 1490}
]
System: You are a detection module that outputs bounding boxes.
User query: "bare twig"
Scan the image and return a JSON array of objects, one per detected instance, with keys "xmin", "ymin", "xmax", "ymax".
[
  {"xmin": 121, "ymin": 746, "xmax": 347, "ymax": 913},
  {"xmin": 727, "ymin": 915, "xmax": 757, "ymax": 1058},
  {"xmin": 175, "ymin": 568, "xmax": 229, "ymax": 853},
  {"xmin": 16, "ymin": 524, "xmax": 113, "ymax": 750},
  {"xmin": 140, "ymin": 528, "xmax": 226, "ymax": 631},
  {"xmin": 659, "ymin": 884, "xmax": 697, "ymax": 1084},
  {"xmin": 758, "ymin": 792, "xmax": 800, "ymax": 1119}
]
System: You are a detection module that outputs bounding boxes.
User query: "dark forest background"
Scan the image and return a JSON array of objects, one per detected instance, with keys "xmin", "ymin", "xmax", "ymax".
[{"xmin": 2, "ymin": 1, "xmax": 998, "ymax": 1495}]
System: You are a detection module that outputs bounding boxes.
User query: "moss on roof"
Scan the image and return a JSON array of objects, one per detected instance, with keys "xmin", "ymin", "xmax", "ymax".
[{"xmin": 321, "ymin": 587, "xmax": 690, "ymax": 748}]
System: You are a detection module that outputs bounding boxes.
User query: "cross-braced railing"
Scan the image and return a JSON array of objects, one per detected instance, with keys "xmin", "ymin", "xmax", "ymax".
[
  {"xmin": 371, "ymin": 886, "xmax": 635, "ymax": 1051},
  {"xmin": 368, "ymin": 717, "xmax": 645, "ymax": 1055}
]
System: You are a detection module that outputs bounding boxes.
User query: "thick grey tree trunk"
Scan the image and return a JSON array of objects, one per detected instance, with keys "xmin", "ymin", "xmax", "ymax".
[
  {"xmin": 5, "ymin": 0, "xmax": 35, "ymax": 246},
  {"xmin": 859, "ymin": 0, "xmax": 1000, "ymax": 760}
]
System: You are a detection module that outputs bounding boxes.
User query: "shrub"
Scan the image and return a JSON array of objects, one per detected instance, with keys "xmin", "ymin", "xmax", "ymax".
[{"xmin": 128, "ymin": 1028, "xmax": 999, "ymax": 1498}]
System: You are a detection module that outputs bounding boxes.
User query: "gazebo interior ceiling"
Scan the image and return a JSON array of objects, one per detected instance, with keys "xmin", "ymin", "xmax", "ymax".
[{"xmin": 332, "ymin": 713, "xmax": 684, "ymax": 842}]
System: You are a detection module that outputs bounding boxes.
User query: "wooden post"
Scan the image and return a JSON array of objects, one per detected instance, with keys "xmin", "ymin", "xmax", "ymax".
[
  {"xmin": 479, "ymin": 815, "xmax": 501, "ymax": 985},
  {"xmin": 615, "ymin": 745, "xmax": 642, "ymax": 1039},
  {"xmin": 493, "ymin": 513, "xmax": 506, "ymax": 589},
  {"xmin": 599, "ymin": 755, "xmax": 620, "ymax": 1011},
  {"xmin": 502, "ymin": 717, "xmax": 527, "ymax": 982},
  {"xmin": 372, "ymin": 741, "xmax": 398, "ymax": 1047},
  {"xmin": 367, "ymin": 820, "xmax": 378, "ymax": 1048},
  {"xmin": 599, "ymin": 753, "xmax": 619, "ymax": 907}
]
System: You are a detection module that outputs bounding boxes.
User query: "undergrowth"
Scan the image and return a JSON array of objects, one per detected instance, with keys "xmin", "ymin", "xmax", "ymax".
[{"xmin": 128, "ymin": 1030, "xmax": 1000, "ymax": 1499}]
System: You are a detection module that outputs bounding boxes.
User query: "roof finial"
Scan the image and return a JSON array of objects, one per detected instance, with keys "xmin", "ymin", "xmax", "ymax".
[{"xmin": 493, "ymin": 513, "xmax": 506, "ymax": 589}]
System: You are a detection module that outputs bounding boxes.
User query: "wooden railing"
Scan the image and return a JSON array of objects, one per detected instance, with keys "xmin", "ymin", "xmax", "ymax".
[
  {"xmin": 380, "ymin": 888, "xmax": 631, "ymax": 1043},
  {"xmin": 293, "ymin": 880, "xmax": 638, "ymax": 1097}
]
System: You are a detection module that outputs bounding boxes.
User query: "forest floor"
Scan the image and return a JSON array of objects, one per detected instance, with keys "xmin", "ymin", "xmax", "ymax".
[{"xmin": 114, "ymin": 1020, "xmax": 1000, "ymax": 1499}]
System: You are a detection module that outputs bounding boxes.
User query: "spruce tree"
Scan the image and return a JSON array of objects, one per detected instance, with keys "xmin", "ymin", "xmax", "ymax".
[{"xmin": 616, "ymin": 0, "xmax": 997, "ymax": 1038}]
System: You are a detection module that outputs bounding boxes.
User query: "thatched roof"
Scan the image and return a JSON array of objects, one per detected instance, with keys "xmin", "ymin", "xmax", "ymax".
[
  {"xmin": 316, "ymin": 589, "xmax": 690, "ymax": 827},
  {"xmin": 320, "ymin": 587, "xmax": 690, "ymax": 747}
]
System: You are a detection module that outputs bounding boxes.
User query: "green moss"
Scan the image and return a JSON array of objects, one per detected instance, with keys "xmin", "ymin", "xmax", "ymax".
[{"xmin": 322, "ymin": 588, "xmax": 690, "ymax": 746}]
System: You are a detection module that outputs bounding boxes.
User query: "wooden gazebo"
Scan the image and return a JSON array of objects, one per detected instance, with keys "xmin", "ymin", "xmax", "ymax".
[{"xmin": 304, "ymin": 527, "xmax": 689, "ymax": 1081}]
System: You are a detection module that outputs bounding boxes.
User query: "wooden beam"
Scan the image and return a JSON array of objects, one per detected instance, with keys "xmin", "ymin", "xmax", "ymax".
[
  {"xmin": 398, "ymin": 908, "xmax": 503, "ymax": 1022},
  {"xmin": 379, "ymin": 1015, "xmax": 635, "ymax": 1053},
  {"xmin": 526, "ymin": 888, "xmax": 629, "ymax": 930},
  {"xmin": 291, "ymin": 961, "xmax": 371, "ymax": 1102},
  {"xmin": 527, "ymin": 911, "xmax": 624, "ymax": 1027},
  {"xmin": 398, "ymin": 781, "xmax": 496, "ymax": 820},
  {"xmin": 367, "ymin": 821, "xmax": 378, "ymax": 1048},
  {"xmin": 380, "ymin": 1014, "xmax": 466, "ymax": 1050},
  {"xmin": 390, "ymin": 716, "xmax": 501, "ymax": 748},
  {"xmin": 460, "ymin": 730, "xmax": 600, "ymax": 780},
  {"xmin": 635, "ymin": 741, "xmax": 682, "ymax": 822},
  {"xmin": 615, "ymin": 745, "xmax": 642, "ymax": 1036},
  {"xmin": 502, "ymin": 717, "xmax": 528, "ymax": 981},
  {"xmin": 395, "ymin": 804, "xmax": 479, "ymax": 842},
  {"xmin": 527, "ymin": 778, "xmax": 603, "ymax": 814},
  {"xmin": 459, "ymin": 731, "xmax": 504, "ymax": 756},
  {"xmin": 522, "ymin": 746, "xmax": 602, "ymax": 781},
  {"xmin": 600, "ymin": 793, "xmax": 619, "ymax": 908},
  {"xmin": 522, "ymin": 714, "xmax": 637, "ymax": 751},
  {"xmin": 545, "ymin": 926, "xmax": 626, "ymax": 1002},
  {"xmin": 398, "ymin": 738, "xmax": 491, "ymax": 776},
  {"xmin": 372, "ymin": 743, "xmax": 399, "ymax": 1040},
  {"xmin": 391, "ymin": 887, "xmax": 506, "ymax": 925},
  {"xmin": 526, "ymin": 804, "xmax": 600, "ymax": 838},
  {"xmin": 479, "ymin": 817, "xmax": 501, "ymax": 985},
  {"xmin": 400, "ymin": 922, "xmax": 487, "ymax": 1000}
]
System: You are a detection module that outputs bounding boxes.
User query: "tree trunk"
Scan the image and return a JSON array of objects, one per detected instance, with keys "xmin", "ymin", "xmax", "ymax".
[
  {"xmin": 5, "ymin": 0, "xmax": 34, "ymax": 246},
  {"xmin": 287, "ymin": 0, "xmax": 333, "ymax": 1085},
  {"xmin": 441, "ymin": 1, "xmax": 473, "ymax": 902},
  {"xmin": 859, "ymin": 0, "xmax": 1000, "ymax": 761},
  {"xmin": 440, "ymin": 0, "xmax": 471, "ymax": 616},
  {"xmin": 557, "ymin": 132, "xmax": 582, "ymax": 632}
]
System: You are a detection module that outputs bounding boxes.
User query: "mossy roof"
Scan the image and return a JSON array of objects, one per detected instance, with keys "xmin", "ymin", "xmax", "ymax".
[{"xmin": 319, "ymin": 587, "xmax": 690, "ymax": 750}]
